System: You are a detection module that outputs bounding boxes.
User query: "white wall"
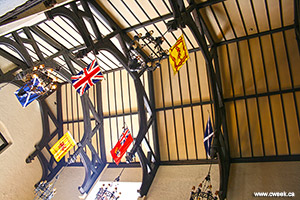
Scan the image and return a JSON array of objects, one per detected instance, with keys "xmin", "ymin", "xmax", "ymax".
[
  {"xmin": 0, "ymin": 83, "xmax": 43, "ymax": 200},
  {"xmin": 99, "ymin": 167, "xmax": 142, "ymax": 182},
  {"xmin": 227, "ymin": 161, "xmax": 300, "ymax": 200},
  {"xmin": 146, "ymin": 164, "xmax": 219, "ymax": 200},
  {"xmin": 52, "ymin": 167, "xmax": 85, "ymax": 200}
]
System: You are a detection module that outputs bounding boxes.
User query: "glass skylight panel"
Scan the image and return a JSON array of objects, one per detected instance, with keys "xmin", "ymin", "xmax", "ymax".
[
  {"xmin": 55, "ymin": 16, "xmax": 84, "ymax": 45},
  {"xmin": 183, "ymin": 27, "xmax": 199, "ymax": 49},
  {"xmin": 95, "ymin": 53, "xmax": 114, "ymax": 71},
  {"xmin": 123, "ymin": 0, "xmax": 149, "ymax": 25},
  {"xmin": 71, "ymin": 60, "xmax": 84, "ymax": 73},
  {"xmin": 110, "ymin": 37, "xmax": 124, "ymax": 56},
  {"xmin": 16, "ymin": 29, "xmax": 27, "ymax": 38},
  {"xmin": 100, "ymin": 0, "xmax": 133, "ymax": 29},
  {"xmin": 148, "ymin": 0, "xmax": 172, "ymax": 16},
  {"xmin": 31, "ymin": 32, "xmax": 59, "ymax": 56},
  {"xmin": 53, "ymin": 55, "xmax": 67, "ymax": 67},
  {"xmin": 83, "ymin": 18, "xmax": 97, "ymax": 39},
  {"xmin": 76, "ymin": 2, "xmax": 84, "ymax": 11},
  {"xmin": 81, "ymin": 56, "xmax": 94, "ymax": 68},
  {"xmin": 51, "ymin": 17, "xmax": 82, "ymax": 48},
  {"xmin": 4, "ymin": 33, "xmax": 15, "ymax": 42},
  {"xmin": 0, "ymin": 45, "xmax": 22, "ymax": 61},
  {"xmin": 23, "ymin": 43, "xmax": 39, "ymax": 61},
  {"xmin": 100, "ymin": 50, "xmax": 123, "ymax": 68},
  {"xmin": 38, "ymin": 22, "xmax": 73, "ymax": 49},
  {"xmin": 86, "ymin": 52, "xmax": 96, "ymax": 61},
  {"xmin": 90, "ymin": 6, "xmax": 113, "ymax": 35}
]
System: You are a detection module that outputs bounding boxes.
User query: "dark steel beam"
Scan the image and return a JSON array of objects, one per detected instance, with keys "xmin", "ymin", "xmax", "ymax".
[
  {"xmin": 295, "ymin": 0, "xmax": 300, "ymax": 52},
  {"xmin": 231, "ymin": 155, "xmax": 300, "ymax": 163},
  {"xmin": 160, "ymin": 159, "xmax": 219, "ymax": 165},
  {"xmin": 147, "ymin": 70, "xmax": 160, "ymax": 162},
  {"xmin": 0, "ymin": 48, "xmax": 28, "ymax": 70},
  {"xmin": 96, "ymin": 83, "xmax": 106, "ymax": 163},
  {"xmin": 216, "ymin": 25, "xmax": 295, "ymax": 46},
  {"xmin": 123, "ymin": 0, "xmax": 225, "ymax": 34},
  {"xmin": 45, "ymin": 3, "xmax": 95, "ymax": 53},
  {"xmin": 56, "ymin": 84, "xmax": 63, "ymax": 139},
  {"xmin": 0, "ymin": 67, "xmax": 22, "ymax": 84},
  {"xmin": 23, "ymin": 27, "xmax": 45, "ymax": 61},
  {"xmin": 88, "ymin": 0, "xmax": 151, "ymax": 63},
  {"xmin": 81, "ymin": 0, "xmax": 102, "ymax": 40},
  {"xmin": 0, "ymin": 12, "xmax": 105, "ymax": 195},
  {"xmin": 107, "ymin": 162, "xmax": 141, "ymax": 168},
  {"xmin": 84, "ymin": 1, "xmax": 160, "ymax": 196},
  {"xmin": 0, "ymin": 36, "xmax": 32, "ymax": 66},
  {"xmin": 137, "ymin": 146, "xmax": 159, "ymax": 196},
  {"xmin": 194, "ymin": 0, "xmax": 225, "ymax": 9},
  {"xmin": 167, "ymin": 0, "xmax": 229, "ymax": 199},
  {"xmin": 26, "ymin": 100, "xmax": 65, "ymax": 186}
]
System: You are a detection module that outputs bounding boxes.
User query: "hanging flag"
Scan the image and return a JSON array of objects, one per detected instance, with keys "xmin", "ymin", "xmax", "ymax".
[
  {"xmin": 169, "ymin": 34, "xmax": 189, "ymax": 73},
  {"xmin": 71, "ymin": 59, "xmax": 104, "ymax": 96},
  {"xmin": 204, "ymin": 117, "xmax": 214, "ymax": 158},
  {"xmin": 14, "ymin": 77, "xmax": 45, "ymax": 108},
  {"xmin": 110, "ymin": 127, "xmax": 134, "ymax": 165},
  {"xmin": 50, "ymin": 131, "xmax": 76, "ymax": 162}
]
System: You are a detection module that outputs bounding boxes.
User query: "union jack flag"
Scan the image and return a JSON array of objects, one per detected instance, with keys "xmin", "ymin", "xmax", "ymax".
[{"xmin": 71, "ymin": 59, "xmax": 104, "ymax": 96}]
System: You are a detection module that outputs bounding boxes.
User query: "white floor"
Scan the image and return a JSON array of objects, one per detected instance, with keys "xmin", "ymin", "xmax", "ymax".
[{"xmin": 86, "ymin": 181, "xmax": 141, "ymax": 200}]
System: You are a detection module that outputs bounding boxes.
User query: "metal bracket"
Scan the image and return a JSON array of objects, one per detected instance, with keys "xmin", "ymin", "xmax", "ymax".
[
  {"xmin": 26, "ymin": 92, "xmax": 65, "ymax": 187},
  {"xmin": 167, "ymin": 0, "xmax": 230, "ymax": 199}
]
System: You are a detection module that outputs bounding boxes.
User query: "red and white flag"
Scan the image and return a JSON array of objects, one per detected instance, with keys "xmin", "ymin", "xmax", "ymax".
[{"xmin": 110, "ymin": 127, "xmax": 133, "ymax": 165}]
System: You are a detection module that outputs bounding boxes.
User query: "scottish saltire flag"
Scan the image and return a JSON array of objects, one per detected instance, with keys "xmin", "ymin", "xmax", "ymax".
[
  {"xmin": 50, "ymin": 131, "xmax": 76, "ymax": 162},
  {"xmin": 71, "ymin": 59, "xmax": 104, "ymax": 96},
  {"xmin": 110, "ymin": 127, "xmax": 134, "ymax": 165},
  {"xmin": 14, "ymin": 77, "xmax": 45, "ymax": 108},
  {"xmin": 204, "ymin": 117, "xmax": 214, "ymax": 158},
  {"xmin": 169, "ymin": 34, "xmax": 189, "ymax": 73}
]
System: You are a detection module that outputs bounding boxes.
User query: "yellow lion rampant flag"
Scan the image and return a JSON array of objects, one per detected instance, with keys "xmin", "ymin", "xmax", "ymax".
[
  {"xmin": 169, "ymin": 34, "xmax": 189, "ymax": 73},
  {"xmin": 50, "ymin": 131, "xmax": 76, "ymax": 162}
]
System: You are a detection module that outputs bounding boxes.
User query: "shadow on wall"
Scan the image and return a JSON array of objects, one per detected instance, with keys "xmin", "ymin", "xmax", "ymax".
[
  {"xmin": 146, "ymin": 164, "xmax": 219, "ymax": 200},
  {"xmin": 0, "ymin": 83, "xmax": 43, "ymax": 200},
  {"xmin": 227, "ymin": 162, "xmax": 300, "ymax": 200}
]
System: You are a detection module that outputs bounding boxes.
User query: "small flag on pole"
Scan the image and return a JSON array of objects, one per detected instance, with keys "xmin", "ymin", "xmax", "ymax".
[
  {"xmin": 110, "ymin": 127, "xmax": 134, "ymax": 165},
  {"xmin": 71, "ymin": 59, "xmax": 104, "ymax": 96},
  {"xmin": 50, "ymin": 131, "xmax": 76, "ymax": 162},
  {"xmin": 14, "ymin": 77, "xmax": 45, "ymax": 108},
  {"xmin": 204, "ymin": 117, "xmax": 214, "ymax": 158},
  {"xmin": 169, "ymin": 34, "xmax": 189, "ymax": 73}
]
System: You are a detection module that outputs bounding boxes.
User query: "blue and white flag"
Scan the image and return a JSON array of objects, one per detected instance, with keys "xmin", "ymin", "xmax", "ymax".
[
  {"xmin": 204, "ymin": 117, "xmax": 214, "ymax": 158},
  {"xmin": 14, "ymin": 77, "xmax": 45, "ymax": 108}
]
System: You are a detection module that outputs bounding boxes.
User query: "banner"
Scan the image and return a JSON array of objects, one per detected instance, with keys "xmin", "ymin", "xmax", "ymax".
[
  {"xmin": 14, "ymin": 77, "xmax": 45, "ymax": 107},
  {"xmin": 169, "ymin": 34, "xmax": 189, "ymax": 73},
  {"xmin": 50, "ymin": 131, "xmax": 76, "ymax": 162},
  {"xmin": 110, "ymin": 127, "xmax": 133, "ymax": 165},
  {"xmin": 71, "ymin": 59, "xmax": 104, "ymax": 96}
]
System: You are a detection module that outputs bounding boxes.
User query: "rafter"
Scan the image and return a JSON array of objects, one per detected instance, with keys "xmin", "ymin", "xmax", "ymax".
[{"xmin": 166, "ymin": 0, "xmax": 229, "ymax": 199}]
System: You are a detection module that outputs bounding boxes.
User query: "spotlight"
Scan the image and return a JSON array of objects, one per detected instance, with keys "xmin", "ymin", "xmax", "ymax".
[{"xmin": 51, "ymin": 84, "xmax": 57, "ymax": 90}]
